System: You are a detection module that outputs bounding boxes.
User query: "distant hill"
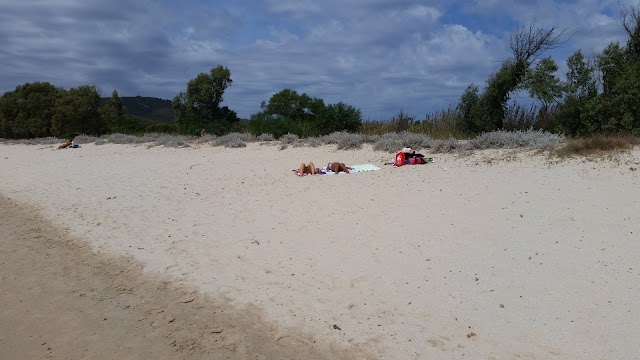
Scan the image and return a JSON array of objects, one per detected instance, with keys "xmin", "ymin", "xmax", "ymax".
[{"xmin": 101, "ymin": 96, "xmax": 174, "ymax": 123}]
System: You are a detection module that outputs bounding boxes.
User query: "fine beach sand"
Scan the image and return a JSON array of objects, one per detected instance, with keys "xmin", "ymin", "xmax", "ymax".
[{"xmin": 1, "ymin": 142, "xmax": 639, "ymax": 359}]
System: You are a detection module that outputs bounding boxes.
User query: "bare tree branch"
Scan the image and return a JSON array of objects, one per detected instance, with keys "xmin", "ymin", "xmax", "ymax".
[
  {"xmin": 510, "ymin": 23, "xmax": 567, "ymax": 66},
  {"xmin": 620, "ymin": 2, "xmax": 640, "ymax": 38},
  {"xmin": 619, "ymin": 2, "xmax": 640, "ymax": 55}
]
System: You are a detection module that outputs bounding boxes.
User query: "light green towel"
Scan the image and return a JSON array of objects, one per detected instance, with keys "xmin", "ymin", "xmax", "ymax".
[{"xmin": 351, "ymin": 164, "xmax": 381, "ymax": 172}]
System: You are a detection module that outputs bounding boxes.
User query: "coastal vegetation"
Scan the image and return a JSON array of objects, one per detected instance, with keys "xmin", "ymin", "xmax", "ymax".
[{"xmin": 1, "ymin": 6, "xmax": 639, "ymax": 154}]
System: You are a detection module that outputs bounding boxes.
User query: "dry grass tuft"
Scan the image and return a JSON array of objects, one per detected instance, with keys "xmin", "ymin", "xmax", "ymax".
[{"xmin": 555, "ymin": 135, "xmax": 639, "ymax": 157}]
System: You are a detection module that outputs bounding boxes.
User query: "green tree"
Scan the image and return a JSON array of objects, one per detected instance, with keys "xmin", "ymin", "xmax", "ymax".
[
  {"xmin": 173, "ymin": 65, "xmax": 236, "ymax": 135},
  {"xmin": 524, "ymin": 56, "xmax": 563, "ymax": 110},
  {"xmin": 476, "ymin": 60, "xmax": 521, "ymax": 132},
  {"xmin": 258, "ymin": 89, "xmax": 325, "ymax": 137},
  {"xmin": 247, "ymin": 112, "xmax": 291, "ymax": 138},
  {"xmin": 249, "ymin": 89, "xmax": 362, "ymax": 137},
  {"xmin": 100, "ymin": 90, "xmax": 126, "ymax": 133},
  {"xmin": 560, "ymin": 10, "xmax": 640, "ymax": 136},
  {"xmin": 554, "ymin": 51, "xmax": 598, "ymax": 136},
  {"xmin": 51, "ymin": 85, "xmax": 105, "ymax": 137},
  {"xmin": 319, "ymin": 102, "xmax": 362, "ymax": 133},
  {"xmin": 621, "ymin": 4, "xmax": 640, "ymax": 57},
  {"xmin": 0, "ymin": 82, "xmax": 61, "ymax": 138},
  {"xmin": 565, "ymin": 50, "xmax": 597, "ymax": 98},
  {"xmin": 264, "ymin": 89, "xmax": 325, "ymax": 123},
  {"xmin": 603, "ymin": 60, "xmax": 640, "ymax": 133},
  {"xmin": 457, "ymin": 83, "xmax": 480, "ymax": 133},
  {"xmin": 0, "ymin": 90, "xmax": 18, "ymax": 138},
  {"xmin": 591, "ymin": 41, "xmax": 640, "ymax": 134},
  {"xmin": 460, "ymin": 24, "xmax": 564, "ymax": 134},
  {"xmin": 598, "ymin": 43, "xmax": 626, "ymax": 96}
]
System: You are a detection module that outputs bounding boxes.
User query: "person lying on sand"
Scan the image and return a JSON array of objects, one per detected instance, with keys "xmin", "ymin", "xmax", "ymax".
[
  {"xmin": 296, "ymin": 162, "xmax": 318, "ymax": 176},
  {"xmin": 327, "ymin": 162, "xmax": 352, "ymax": 174},
  {"xmin": 57, "ymin": 139, "xmax": 73, "ymax": 149}
]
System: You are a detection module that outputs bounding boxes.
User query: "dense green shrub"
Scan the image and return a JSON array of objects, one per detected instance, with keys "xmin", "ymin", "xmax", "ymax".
[
  {"xmin": 247, "ymin": 89, "xmax": 362, "ymax": 138},
  {"xmin": 0, "ymin": 82, "xmax": 61, "ymax": 139}
]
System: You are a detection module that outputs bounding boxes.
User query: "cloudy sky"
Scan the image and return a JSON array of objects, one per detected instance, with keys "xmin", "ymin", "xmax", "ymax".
[{"xmin": 0, "ymin": 0, "xmax": 635, "ymax": 119}]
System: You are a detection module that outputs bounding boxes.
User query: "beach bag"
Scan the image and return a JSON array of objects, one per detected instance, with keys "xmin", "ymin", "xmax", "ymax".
[
  {"xmin": 409, "ymin": 157, "xmax": 416, "ymax": 165},
  {"xmin": 414, "ymin": 156, "xmax": 423, "ymax": 164},
  {"xmin": 394, "ymin": 152, "xmax": 405, "ymax": 167}
]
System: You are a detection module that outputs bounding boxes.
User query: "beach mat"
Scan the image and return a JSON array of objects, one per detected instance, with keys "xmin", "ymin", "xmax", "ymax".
[
  {"xmin": 325, "ymin": 164, "xmax": 380, "ymax": 174},
  {"xmin": 292, "ymin": 164, "xmax": 380, "ymax": 176},
  {"xmin": 351, "ymin": 164, "xmax": 381, "ymax": 172}
]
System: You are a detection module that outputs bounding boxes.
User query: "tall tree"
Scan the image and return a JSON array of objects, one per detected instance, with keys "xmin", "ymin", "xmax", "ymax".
[
  {"xmin": 524, "ymin": 56, "xmax": 563, "ymax": 110},
  {"xmin": 173, "ymin": 65, "xmax": 236, "ymax": 135},
  {"xmin": 0, "ymin": 90, "xmax": 18, "ymax": 139},
  {"xmin": 264, "ymin": 89, "xmax": 325, "ymax": 122},
  {"xmin": 100, "ymin": 90, "xmax": 126, "ymax": 133},
  {"xmin": 0, "ymin": 82, "xmax": 60, "ymax": 138},
  {"xmin": 51, "ymin": 85, "xmax": 105, "ymax": 137},
  {"xmin": 565, "ymin": 50, "xmax": 597, "ymax": 98},
  {"xmin": 621, "ymin": 3, "xmax": 640, "ymax": 57},
  {"xmin": 555, "ymin": 51, "xmax": 598, "ymax": 136},
  {"xmin": 319, "ymin": 102, "xmax": 362, "ymax": 133},
  {"xmin": 249, "ymin": 89, "xmax": 361, "ymax": 137},
  {"xmin": 474, "ymin": 23, "xmax": 565, "ymax": 132},
  {"xmin": 457, "ymin": 83, "xmax": 480, "ymax": 133},
  {"xmin": 598, "ymin": 43, "xmax": 626, "ymax": 96}
]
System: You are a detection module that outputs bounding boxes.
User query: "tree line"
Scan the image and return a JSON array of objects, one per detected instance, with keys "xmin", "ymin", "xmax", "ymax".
[
  {"xmin": 0, "ymin": 83, "xmax": 171, "ymax": 139},
  {"xmin": 457, "ymin": 4, "xmax": 640, "ymax": 137},
  {"xmin": 171, "ymin": 65, "xmax": 362, "ymax": 137},
  {"xmin": 1, "ymin": 4, "xmax": 639, "ymax": 140}
]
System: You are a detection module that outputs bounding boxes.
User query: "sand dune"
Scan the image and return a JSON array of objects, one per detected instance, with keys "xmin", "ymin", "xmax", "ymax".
[{"xmin": 1, "ymin": 142, "xmax": 639, "ymax": 359}]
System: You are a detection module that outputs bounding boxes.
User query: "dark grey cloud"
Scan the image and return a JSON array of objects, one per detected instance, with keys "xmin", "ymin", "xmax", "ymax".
[{"xmin": 0, "ymin": 0, "xmax": 634, "ymax": 119}]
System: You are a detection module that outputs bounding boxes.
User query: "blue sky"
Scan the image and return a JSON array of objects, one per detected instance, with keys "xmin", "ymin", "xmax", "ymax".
[{"xmin": 0, "ymin": 0, "xmax": 635, "ymax": 119}]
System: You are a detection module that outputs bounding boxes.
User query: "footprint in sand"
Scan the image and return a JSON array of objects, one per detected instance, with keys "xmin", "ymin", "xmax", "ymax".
[{"xmin": 427, "ymin": 339, "xmax": 445, "ymax": 349}]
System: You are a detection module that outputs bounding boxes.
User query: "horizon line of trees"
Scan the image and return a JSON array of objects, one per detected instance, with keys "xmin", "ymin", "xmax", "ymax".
[
  {"xmin": 454, "ymin": 3, "xmax": 640, "ymax": 137},
  {"xmin": 171, "ymin": 65, "xmax": 363, "ymax": 137},
  {"xmin": 1, "ymin": 3, "xmax": 639, "ymax": 140},
  {"xmin": 0, "ymin": 84, "xmax": 129, "ymax": 139},
  {"xmin": 0, "ymin": 84, "xmax": 178, "ymax": 139}
]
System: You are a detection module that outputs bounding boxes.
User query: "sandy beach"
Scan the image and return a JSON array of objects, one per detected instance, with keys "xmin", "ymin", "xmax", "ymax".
[{"xmin": 1, "ymin": 142, "xmax": 639, "ymax": 359}]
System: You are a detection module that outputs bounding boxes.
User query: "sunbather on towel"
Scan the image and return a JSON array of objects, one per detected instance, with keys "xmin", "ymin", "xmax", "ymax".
[
  {"xmin": 297, "ymin": 162, "xmax": 317, "ymax": 176},
  {"xmin": 327, "ymin": 162, "xmax": 352, "ymax": 174}
]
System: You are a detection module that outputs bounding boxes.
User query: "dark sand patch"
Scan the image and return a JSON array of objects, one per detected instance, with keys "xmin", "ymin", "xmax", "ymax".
[{"xmin": 0, "ymin": 195, "xmax": 372, "ymax": 360}]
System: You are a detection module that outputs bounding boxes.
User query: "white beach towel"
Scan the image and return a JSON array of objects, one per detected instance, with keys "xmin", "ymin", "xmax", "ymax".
[
  {"xmin": 351, "ymin": 164, "xmax": 381, "ymax": 172},
  {"xmin": 322, "ymin": 164, "xmax": 380, "ymax": 175}
]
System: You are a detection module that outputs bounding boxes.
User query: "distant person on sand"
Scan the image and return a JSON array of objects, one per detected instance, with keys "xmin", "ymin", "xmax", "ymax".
[
  {"xmin": 200, "ymin": 128, "xmax": 206, "ymax": 137},
  {"xmin": 57, "ymin": 136, "xmax": 81, "ymax": 149},
  {"xmin": 58, "ymin": 133, "xmax": 81, "ymax": 149},
  {"xmin": 327, "ymin": 162, "xmax": 352, "ymax": 174},
  {"xmin": 297, "ymin": 162, "xmax": 317, "ymax": 176},
  {"xmin": 58, "ymin": 139, "xmax": 72, "ymax": 149},
  {"xmin": 57, "ymin": 138, "xmax": 77, "ymax": 149}
]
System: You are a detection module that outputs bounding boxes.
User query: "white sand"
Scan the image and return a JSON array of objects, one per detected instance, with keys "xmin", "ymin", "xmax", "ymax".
[{"xmin": 1, "ymin": 142, "xmax": 639, "ymax": 359}]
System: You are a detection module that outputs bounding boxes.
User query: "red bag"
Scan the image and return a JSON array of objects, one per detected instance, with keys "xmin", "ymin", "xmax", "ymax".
[{"xmin": 394, "ymin": 152, "xmax": 405, "ymax": 167}]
